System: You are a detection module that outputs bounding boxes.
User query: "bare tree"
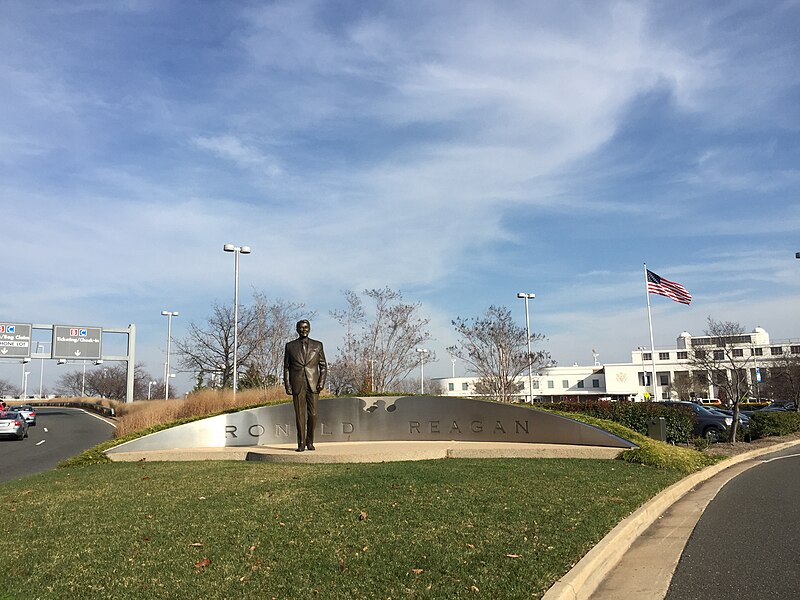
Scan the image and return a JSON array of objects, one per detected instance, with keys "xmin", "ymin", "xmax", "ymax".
[
  {"xmin": 762, "ymin": 352, "xmax": 800, "ymax": 410},
  {"xmin": 55, "ymin": 363, "xmax": 160, "ymax": 400},
  {"xmin": 0, "ymin": 378, "xmax": 19, "ymax": 397},
  {"xmin": 330, "ymin": 287, "xmax": 432, "ymax": 394},
  {"xmin": 54, "ymin": 370, "xmax": 85, "ymax": 397},
  {"xmin": 688, "ymin": 317, "xmax": 753, "ymax": 442},
  {"xmin": 174, "ymin": 301, "xmax": 256, "ymax": 389},
  {"xmin": 243, "ymin": 293, "xmax": 312, "ymax": 390},
  {"xmin": 451, "ymin": 305, "xmax": 550, "ymax": 402}
]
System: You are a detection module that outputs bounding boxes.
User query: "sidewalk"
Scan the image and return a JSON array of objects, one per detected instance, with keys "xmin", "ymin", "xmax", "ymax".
[
  {"xmin": 542, "ymin": 438, "xmax": 800, "ymax": 600},
  {"xmin": 105, "ymin": 440, "xmax": 624, "ymax": 463}
]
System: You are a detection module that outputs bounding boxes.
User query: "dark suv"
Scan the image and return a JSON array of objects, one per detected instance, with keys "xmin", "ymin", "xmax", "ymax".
[{"xmin": 660, "ymin": 401, "xmax": 733, "ymax": 442}]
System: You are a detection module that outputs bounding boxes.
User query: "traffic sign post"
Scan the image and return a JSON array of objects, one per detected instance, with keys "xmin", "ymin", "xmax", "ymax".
[
  {"xmin": 52, "ymin": 326, "xmax": 103, "ymax": 360},
  {"xmin": 0, "ymin": 323, "xmax": 33, "ymax": 358}
]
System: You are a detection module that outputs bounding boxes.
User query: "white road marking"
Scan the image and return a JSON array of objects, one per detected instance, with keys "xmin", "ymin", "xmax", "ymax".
[
  {"xmin": 762, "ymin": 453, "xmax": 800, "ymax": 463},
  {"xmin": 43, "ymin": 427, "xmax": 49, "ymax": 433},
  {"xmin": 36, "ymin": 440, "xmax": 46, "ymax": 446},
  {"xmin": 77, "ymin": 408, "xmax": 117, "ymax": 428}
]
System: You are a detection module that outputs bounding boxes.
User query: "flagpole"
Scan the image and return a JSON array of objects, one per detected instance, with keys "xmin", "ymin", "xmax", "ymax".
[{"xmin": 644, "ymin": 263, "xmax": 657, "ymax": 400}]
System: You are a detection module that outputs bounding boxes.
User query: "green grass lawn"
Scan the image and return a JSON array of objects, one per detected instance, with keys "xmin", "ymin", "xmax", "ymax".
[{"xmin": 0, "ymin": 458, "xmax": 683, "ymax": 599}]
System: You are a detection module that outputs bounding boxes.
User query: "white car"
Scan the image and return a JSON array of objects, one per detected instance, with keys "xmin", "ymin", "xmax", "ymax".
[{"xmin": 9, "ymin": 405, "xmax": 36, "ymax": 426}]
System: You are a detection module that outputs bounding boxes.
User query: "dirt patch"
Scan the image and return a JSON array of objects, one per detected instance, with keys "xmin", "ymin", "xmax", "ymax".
[{"xmin": 703, "ymin": 431, "xmax": 800, "ymax": 459}]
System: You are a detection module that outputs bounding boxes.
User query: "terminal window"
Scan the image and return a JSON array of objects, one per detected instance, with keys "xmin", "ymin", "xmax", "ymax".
[
  {"xmin": 462, "ymin": 382, "xmax": 469, "ymax": 391},
  {"xmin": 677, "ymin": 351, "xmax": 688, "ymax": 359},
  {"xmin": 562, "ymin": 379, "xmax": 569, "ymax": 388},
  {"xmin": 771, "ymin": 347, "xmax": 783, "ymax": 355},
  {"xmin": 733, "ymin": 348, "xmax": 744, "ymax": 357},
  {"xmin": 547, "ymin": 380, "xmax": 554, "ymax": 389},
  {"xmin": 592, "ymin": 379, "xmax": 600, "ymax": 388},
  {"xmin": 752, "ymin": 347, "xmax": 763, "ymax": 356},
  {"xmin": 448, "ymin": 383, "xmax": 454, "ymax": 391},
  {"xmin": 577, "ymin": 380, "xmax": 584, "ymax": 388},
  {"xmin": 659, "ymin": 352, "xmax": 670, "ymax": 360}
]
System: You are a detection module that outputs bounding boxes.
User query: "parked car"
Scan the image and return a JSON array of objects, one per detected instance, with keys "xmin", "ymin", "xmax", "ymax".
[
  {"xmin": 8, "ymin": 405, "xmax": 36, "ymax": 426},
  {"xmin": 661, "ymin": 401, "xmax": 733, "ymax": 442},
  {"xmin": 706, "ymin": 407, "xmax": 751, "ymax": 440},
  {"xmin": 0, "ymin": 411, "xmax": 29, "ymax": 440},
  {"xmin": 755, "ymin": 401, "xmax": 797, "ymax": 412}
]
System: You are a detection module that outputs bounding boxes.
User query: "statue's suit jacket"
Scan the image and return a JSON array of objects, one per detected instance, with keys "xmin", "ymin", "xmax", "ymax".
[{"xmin": 283, "ymin": 337, "xmax": 327, "ymax": 394}]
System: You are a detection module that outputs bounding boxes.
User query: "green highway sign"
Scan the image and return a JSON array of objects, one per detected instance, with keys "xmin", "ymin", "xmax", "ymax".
[{"xmin": 0, "ymin": 322, "xmax": 32, "ymax": 358}]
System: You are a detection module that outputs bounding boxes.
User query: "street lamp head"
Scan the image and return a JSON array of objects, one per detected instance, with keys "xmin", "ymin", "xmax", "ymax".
[
  {"xmin": 57, "ymin": 359, "xmax": 66, "ymax": 365},
  {"xmin": 240, "ymin": 245, "xmax": 251, "ymax": 254},
  {"xmin": 517, "ymin": 292, "xmax": 536, "ymax": 299},
  {"xmin": 796, "ymin": 252, "xmax": 800, "ymax": 259},
  {"xmin": 223, "ymin": 244, "xmax": 235, "ymax": 252}
]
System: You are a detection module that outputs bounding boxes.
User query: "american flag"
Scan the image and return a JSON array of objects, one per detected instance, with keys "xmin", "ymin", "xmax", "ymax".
[{"xmin": 646, "ymin": 269, "xmax": 692, "ymax": 305}]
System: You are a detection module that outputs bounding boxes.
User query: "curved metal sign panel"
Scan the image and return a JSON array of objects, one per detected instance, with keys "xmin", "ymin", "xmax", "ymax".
[{"xmin": 107, "ymin": 396, "xmax": 635, "ymax": 455}]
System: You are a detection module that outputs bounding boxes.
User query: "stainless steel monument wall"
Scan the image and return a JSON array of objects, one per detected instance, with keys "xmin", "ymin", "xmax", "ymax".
[{"xmin": 106, "ymin": 396, "xmax": 635, "ymax": 455}]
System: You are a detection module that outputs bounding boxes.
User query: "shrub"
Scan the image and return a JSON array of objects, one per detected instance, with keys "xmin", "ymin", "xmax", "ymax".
[
  {"xmin": 544, "ymin": 400, "xmax": 695, "ymax": 444},
  {"xmin": 543, "ymin": 410, "xmax": 720, "ymax": 473},
  {"xmin": 749, "ymin": 411, "xmax": 800, "ymax": 439}
]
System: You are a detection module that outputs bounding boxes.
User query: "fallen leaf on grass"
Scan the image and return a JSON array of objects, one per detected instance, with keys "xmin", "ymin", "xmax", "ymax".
[
  {"xmin": 411, "ymin": 569, "xmax": 424, "ymax": 575},
  {"xmin": 471, "ymin": 585, "xmax": 480, "ymax": 592},
  {"xmin": 248, "ymin": 545, "xmax": 257, "ymax": 554},
  {"xmin": 194, "ymin": 558, "xmax": 211, "ymax": 569},
  {"xmin": 359, "ymin": 511, "xmax": 368, "ymax": 521},
  {"xmin": 505, "ymin": 554, "xmax": 522, "ymax": 558},
  {"xmin": 189, "ymin": 542, "xmax": 203, "ymax": 547},
  {"xmin": 338, "ymin": 558, "xmax": 346, "ymax": 572},
  {"xmin": 466, "ymin": 543, "xmax": 475, "ymax": 549}
]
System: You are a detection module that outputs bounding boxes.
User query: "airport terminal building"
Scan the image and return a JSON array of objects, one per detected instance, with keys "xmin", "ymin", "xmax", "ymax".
[{"xmin": 434, "ymin": 328, "xmax": 799, "ymax": 403}]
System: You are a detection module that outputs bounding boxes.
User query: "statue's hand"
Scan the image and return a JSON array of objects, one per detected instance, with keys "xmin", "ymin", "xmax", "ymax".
[{"xmin": 285, "ymin": 387, "xmax": 292, "ymax": 396}]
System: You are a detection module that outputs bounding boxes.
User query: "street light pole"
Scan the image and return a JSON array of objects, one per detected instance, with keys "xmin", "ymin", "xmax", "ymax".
[
  {"xmin": 148, "ymin": 380, "xmax": 158, "ymax": 400},
  {"xmin": 223, "ymin": 243, "xmax": 251, "ymax": 400},
  {"xmin": 20, "ymin": 357, "xmax": 30, "ymax": 397},
  {"xmin": 37, "ymin": 342, "xmax": 48, "ymax": 399},
  {"xmin": 161, "ymin": 311, "xmax": 179, "ymax": 400},
  {"xmin": 416, "ymin": 348, "xmax": 429, "ymax": 394},
  {"xmin": 517, "ymin": 292, "xmax": 536, "ymax": 403},
  {"xmin": 22, "ymin": 370, "xmax": 30, "ymax": 399}
]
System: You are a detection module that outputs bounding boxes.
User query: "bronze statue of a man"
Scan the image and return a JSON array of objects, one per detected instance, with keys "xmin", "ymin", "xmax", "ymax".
[{"xmin": 283, "ymin": 319, "xmax": 327, "ymax": 451}]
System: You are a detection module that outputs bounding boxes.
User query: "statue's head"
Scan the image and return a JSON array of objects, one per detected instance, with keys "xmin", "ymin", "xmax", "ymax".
[{"xmin": 296, "ymin": 319, "xmax": 311, "ymax": 337}]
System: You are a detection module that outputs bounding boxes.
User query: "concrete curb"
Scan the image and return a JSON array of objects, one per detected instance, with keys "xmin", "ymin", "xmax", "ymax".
[{"xmin": 542, "ymin": 439, "xmax": 800, "ymax": 600}]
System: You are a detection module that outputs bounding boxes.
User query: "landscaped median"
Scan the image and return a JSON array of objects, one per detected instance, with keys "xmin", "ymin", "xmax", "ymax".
[{"xmin": 1, "ymin": 409, "xmax": 724, "ymax": 600}]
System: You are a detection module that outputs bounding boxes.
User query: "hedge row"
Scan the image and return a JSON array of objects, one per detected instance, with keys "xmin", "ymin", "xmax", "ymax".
[
  {"xmin": 545, "ymin": 400, "xmax": 695, "ymax": 444},
  {"xmin": 750, "ymin": 411, "xmax": 800, "ymax": 438}
]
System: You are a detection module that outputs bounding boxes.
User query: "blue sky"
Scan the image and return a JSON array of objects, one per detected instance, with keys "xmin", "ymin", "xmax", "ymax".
[{"xmin": 2, "ymin": 1, "xmax": 799, "ymax": 394}]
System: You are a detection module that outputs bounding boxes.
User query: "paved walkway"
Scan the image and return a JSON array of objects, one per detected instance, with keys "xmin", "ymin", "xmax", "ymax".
[
  {"xmin": 105, "ymin": 440, "xmax": 623, "ymax": 463},
  {"xmin": 543, "ymin": 439, "xmax": 800, "ymax": 600}
]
